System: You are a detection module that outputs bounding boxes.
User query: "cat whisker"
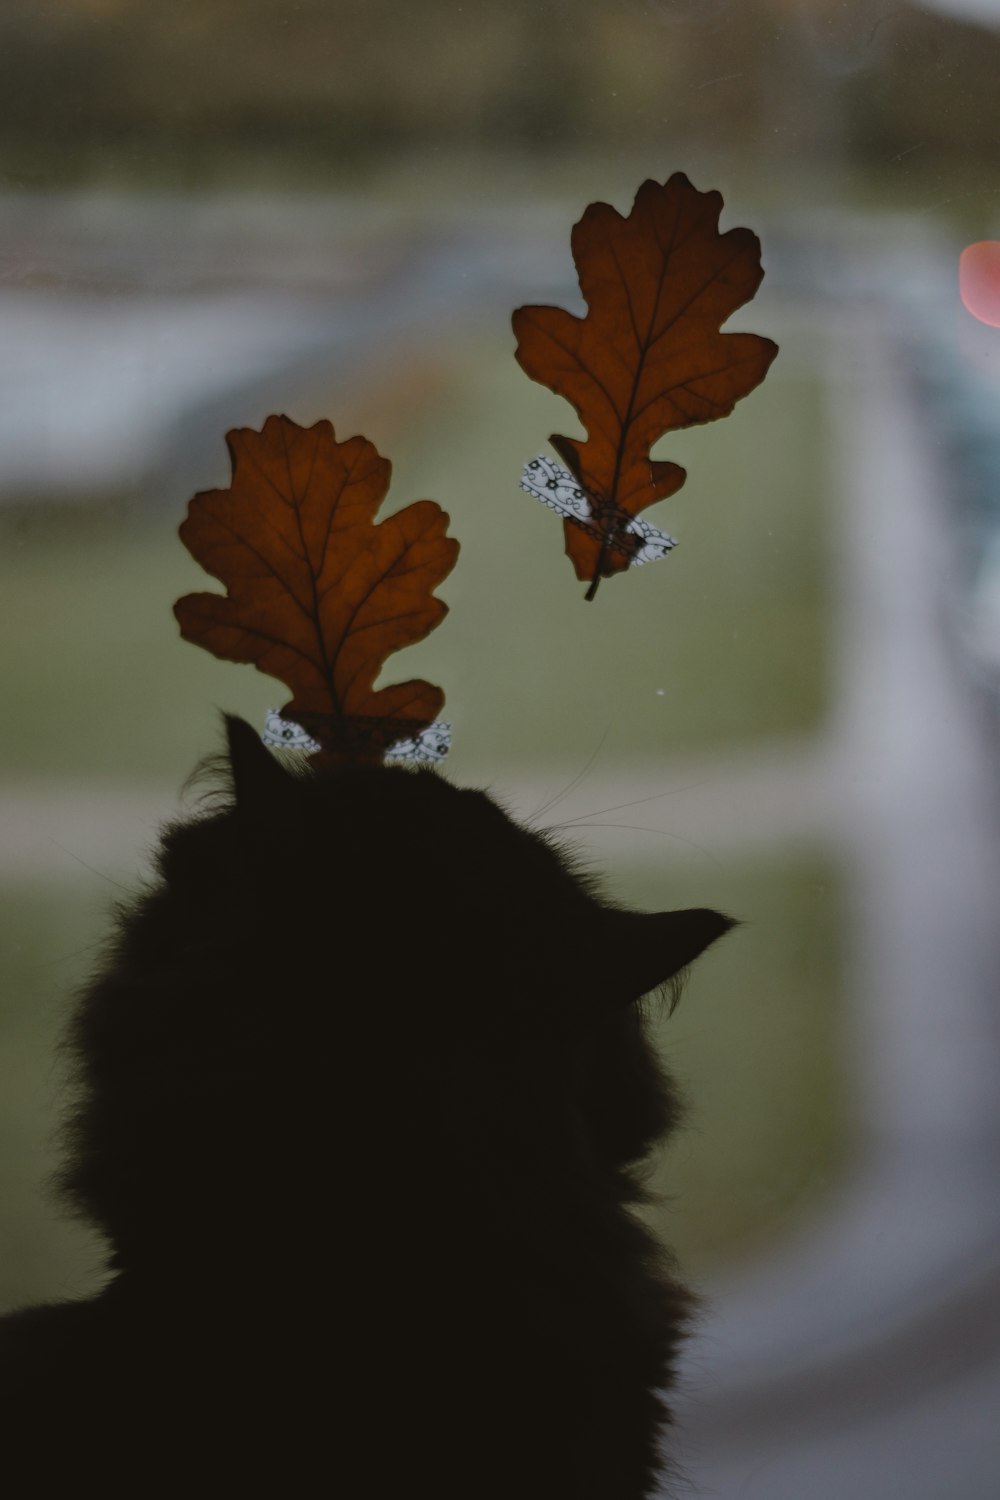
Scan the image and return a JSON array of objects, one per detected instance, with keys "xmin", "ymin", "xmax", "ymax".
[
  {"xmin": 555, "ymin": 781, "xmax": 708, "ymax": 826},
  {"xmin": 45, "ymin": 841, "xmax": 133, "ymax": 895},
  {"xmin": 34, "ymin": 939, "xmax": 108, "ymax": 972},
  {"xmin": 525, "ymin": 721, "xmax": 613, "ymax": 827},
  {"xmin": 547, "ymin": 820, "xmax": 722, "ymax": 868}
]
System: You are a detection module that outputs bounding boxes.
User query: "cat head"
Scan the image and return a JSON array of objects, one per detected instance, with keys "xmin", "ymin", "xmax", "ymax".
[
  {"xmin": 217, "ymin": 713, "xmax": 732, "ymax": 1004},
  {"xmin": 60, "ymin": 716, "xmax": 733, "ymax": 1272}
]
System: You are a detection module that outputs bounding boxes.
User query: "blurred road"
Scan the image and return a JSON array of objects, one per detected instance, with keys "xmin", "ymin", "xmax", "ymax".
[{"xmin": 665, "ymin": 306, "xmax": 1000, "ymax": 1498}]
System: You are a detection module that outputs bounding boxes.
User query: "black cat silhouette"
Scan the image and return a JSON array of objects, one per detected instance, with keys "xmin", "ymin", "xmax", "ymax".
[{"xmin": 0, "ymin": 717, "xmax": 732, "ymax": 1497}]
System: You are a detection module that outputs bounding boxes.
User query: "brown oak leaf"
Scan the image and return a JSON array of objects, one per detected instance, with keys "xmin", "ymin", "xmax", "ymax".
[
  {"xmin": 513, "ymin": 173, "xmax": 778, "ymax": 598},
  {"xmin": 174, "ymin": 414, "xmax": 459, "ymax": 767}
]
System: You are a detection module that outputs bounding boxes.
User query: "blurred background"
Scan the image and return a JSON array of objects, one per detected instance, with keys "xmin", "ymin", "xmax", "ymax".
[{"xmin": 2, "ymin": 1, "xmax": 1000, "ymax": 1494}]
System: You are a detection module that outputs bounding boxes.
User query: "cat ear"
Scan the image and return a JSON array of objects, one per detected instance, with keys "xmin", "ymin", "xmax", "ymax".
[
  {"xmin": 602, "ymin": 907, "xmax": 735, "ymax": 1005},
  {"xmin": 224, "ymin": 714, "xmax": 295, "ymax": 811}
]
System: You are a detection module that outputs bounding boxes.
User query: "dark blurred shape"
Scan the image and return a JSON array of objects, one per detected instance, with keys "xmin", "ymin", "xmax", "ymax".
[{"xmin": 2, "ymin": 2, "xmax": 1000, "ymax": 188}]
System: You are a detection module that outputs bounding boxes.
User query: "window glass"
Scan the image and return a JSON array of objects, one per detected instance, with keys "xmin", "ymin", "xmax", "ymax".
[{"xmin": 2, "ymin": 4, "xmax": 998, "ymax": 1493}]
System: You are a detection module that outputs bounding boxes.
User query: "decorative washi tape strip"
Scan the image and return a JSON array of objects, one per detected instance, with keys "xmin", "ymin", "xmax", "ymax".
[
  {"xmin": 261, "ymin": 711, "xmax": 451, "ymax": 763},
  {"xmin": 261, "ymin": 710, "xmax": 321, "ymax": 751},
  {"xmin": 383, "ymin": 722, "xmax": 451, "ymax": 763},
  {"xmin": 519, "ymin": 455, "xmax": 677, "ymax": 566}
]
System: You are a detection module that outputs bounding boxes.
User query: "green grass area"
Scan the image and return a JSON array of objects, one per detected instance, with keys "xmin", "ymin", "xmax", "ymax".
[
  {"xmin": 612, "ymin": 852, "xmax": 851, "ymax": 1278},
  {"xmin": 0, "ymin": 320, "xmax": 829, "ymax": 782},
  {"xmin": 0, "ymin": 850, "xmax": 846, "ymax": 1313},
  {"xmin": 0, "ymin": 884, "xmax": 111, "ymax": 1314}
]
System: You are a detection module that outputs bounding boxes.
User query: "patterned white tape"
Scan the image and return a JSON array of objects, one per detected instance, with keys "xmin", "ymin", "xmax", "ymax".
[{"xmin": 519, "ymin": 454, "xmax": 677, "ymax": 566}]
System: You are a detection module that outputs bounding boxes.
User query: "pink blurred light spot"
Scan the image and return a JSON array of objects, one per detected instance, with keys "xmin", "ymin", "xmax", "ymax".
[{"xmin": 959, "ymin": 242, "xmax": 1000, "ymax": 329}]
